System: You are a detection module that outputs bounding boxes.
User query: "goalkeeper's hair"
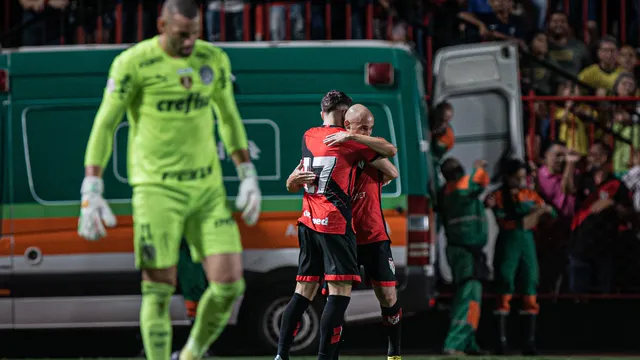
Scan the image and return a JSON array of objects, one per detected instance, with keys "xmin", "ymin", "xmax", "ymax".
[
  {"xmin": 162, "ymin": 0, "xmax": 199, "ymax": 19},
  {"xmin": 321, "ymin": 90, "xmax": 353, "ymax": 114}
]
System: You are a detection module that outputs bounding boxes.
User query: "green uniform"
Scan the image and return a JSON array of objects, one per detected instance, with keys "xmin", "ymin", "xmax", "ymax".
[
  {"xmin": 85, "ymin": 36, "xmax": 248, "ymax": 360},
  {"xmin": 85, "ymin": 36, "xmax": 246, "ymax": 269},
  {"xmin": 491, "ymin": 188, "xmax": 556, "ymax": 313},
  {"xmin": 439, "ymin": 168, "xmax": 490, "ymax": 353}
]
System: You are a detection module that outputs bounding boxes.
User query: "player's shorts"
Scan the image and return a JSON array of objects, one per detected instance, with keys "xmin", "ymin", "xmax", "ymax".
[
  {"xmin": 132, "ymin": 181, "xmax": 242, "ymax": 269},
  {"xmin": 296, "ymin": 223, "xmax": 361, "ymax": 283},
  {"xmin": 358, "ymin": 240, "xmax": 397, "ymax": 287}
]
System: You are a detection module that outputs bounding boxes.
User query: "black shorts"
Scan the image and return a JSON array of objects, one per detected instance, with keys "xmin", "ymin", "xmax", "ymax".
[
  {"xmin": 358, "ymin": 240, "xmax": 397, "ymax": 287},
  {"xmin": 296, "ymin": 223, "xmax": 361, "ymax": 283}
]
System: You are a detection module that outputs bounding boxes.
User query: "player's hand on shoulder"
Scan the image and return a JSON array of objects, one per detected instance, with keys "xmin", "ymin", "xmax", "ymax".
[
  {"xmin": 323, "ymin": 131, "xmax": 352, "ymax": 147},
  {"xmin": 236, "ymin": 162, "xmax": 262, "ymax": 226},
  {"xmin": 78, "ymin": 176, "xmax": 117, "ymax": 241}
]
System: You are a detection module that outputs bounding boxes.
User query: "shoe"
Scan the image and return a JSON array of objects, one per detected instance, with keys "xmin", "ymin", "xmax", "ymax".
[
  {"xmin": 388, "ymin": 356, "xmax": 403, "ymax": 360},
  {"xmin": 171, "ymin": 351, "xmax": 181, "ymax": 360}
]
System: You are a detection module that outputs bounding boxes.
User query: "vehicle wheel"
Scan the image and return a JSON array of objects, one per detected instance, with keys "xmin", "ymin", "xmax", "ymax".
[{"xmin": 248, "ymin": 287, "xmax": 322, "ymax": 355}]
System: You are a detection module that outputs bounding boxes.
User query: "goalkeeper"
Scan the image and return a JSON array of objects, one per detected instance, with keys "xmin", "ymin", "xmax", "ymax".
[{"xmin": 77, "ymin": 1, "xmax": 261, "ymax": 360}]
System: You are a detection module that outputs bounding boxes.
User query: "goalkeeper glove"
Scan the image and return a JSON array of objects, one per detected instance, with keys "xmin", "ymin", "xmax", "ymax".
[
  {"xmin": 78, "ymin": 176, "xmax": 117, "ymax": 241},
  {"xmin": 235, "ymin": 162, "xmax": 262, "ymax": 226}
]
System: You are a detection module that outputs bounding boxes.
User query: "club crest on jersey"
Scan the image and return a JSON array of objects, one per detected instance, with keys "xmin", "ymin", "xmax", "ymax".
[
  {"xmin": 358, "ymin": 160, "xmax": 365, "ymax": 169},
  {"xmin": 180, "ymin": 76, "xmax": 193, "ymax": 89},
  {"xmin": 599, "ymin": 191, "xmax": 609, "ymax": 200},
  {"xmin": 199, "ymin": 65, "xmax": 214, "ymax": 85},
  {"xmin": 388, "ymin": 258, "xmax": 396, "ymax": 274}
]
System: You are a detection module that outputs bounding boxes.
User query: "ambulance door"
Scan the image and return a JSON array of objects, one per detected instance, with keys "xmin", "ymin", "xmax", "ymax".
[{"xmin": 431, "ymin": 42, "xmax": 524, "ymax": 282}]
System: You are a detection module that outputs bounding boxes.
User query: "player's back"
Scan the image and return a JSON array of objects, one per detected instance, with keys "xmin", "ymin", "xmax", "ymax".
[
  {"xmin": 352, "ymin": 165, "xmax": 388, "ymax": 244},
  {"xmin": 298, "ymin": 126, "xmax": 378, "ymax": 235},
  {"xmin": 113, "ymin": 37, "xmax": 231, "ymax": 185}
]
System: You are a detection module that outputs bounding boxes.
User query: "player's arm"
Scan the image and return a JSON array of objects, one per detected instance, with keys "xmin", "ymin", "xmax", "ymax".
[
  {"xmin": 324, "ymin": 132, "xmax": 397, "ymax": 158},
  {"xmin": 211, "ymin": 50, "xmax": 261, "ymax": 226},
  {"xmin": 79, "ymin": 53, "xmax": 138, "ymax": 241},
  {"xmin": 211, "ymin": 52, "xmax": 249, "ymax": 164},
  {"xmin": 85, "ymin": 54, "xmax": 137, "ymax": 176},
  {"xmin": 348, "ymin": 134, "xmax": 397, "ymax": 158},
  {"xmin": 369, "ymin": 158, "xmax": 399, "ymax": 181}
]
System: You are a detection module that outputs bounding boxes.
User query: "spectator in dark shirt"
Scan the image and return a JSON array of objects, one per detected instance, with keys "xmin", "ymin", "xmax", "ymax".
[
  {"xmin": 460, "ymin": 0, "xmax": 528, "ymax": 45},
  {"xmin": 521, "ymin": 31, "xmax": 561, "ymax": 95},
  {"xmin": 562, "ymin": 142, "xmax": 634, "ymax": 293},
  {"xmin": 546, "ymin": 12, "xmax": 592, "ymax": 77}
]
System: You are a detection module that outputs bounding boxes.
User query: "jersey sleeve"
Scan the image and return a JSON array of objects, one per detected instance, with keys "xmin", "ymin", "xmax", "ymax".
[
  {"xmin": 84, "ymin": 52, "xmax": 139, "ymax": 168},
  {"xmin": 211, "ymin": 50, "xmax": 248, "ymax": 156}
]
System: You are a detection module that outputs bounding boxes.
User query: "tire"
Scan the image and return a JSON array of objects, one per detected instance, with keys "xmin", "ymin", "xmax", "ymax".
[{"xmin": 247, "ymin": 286, "xmax": 323, "ymax": 355}]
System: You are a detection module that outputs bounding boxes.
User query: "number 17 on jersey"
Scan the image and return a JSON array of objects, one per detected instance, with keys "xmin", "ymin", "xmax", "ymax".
[
  {"xmin": 303, "ymin": 156, "xmax": 337, "ymax": 195},
  {"xmin": 303, "ymin": 157, "xmax": 317, "ymax": 194}
]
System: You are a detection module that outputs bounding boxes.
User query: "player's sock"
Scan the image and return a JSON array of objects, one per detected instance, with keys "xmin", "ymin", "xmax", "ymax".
[
  {"xmin": 318, "ymin": 295, "xmax": 350, "ymax": 360},
  {"xmin": 140, "ymin": 281, "xmax": 175, "ymax": 360},
  {"xmin": 277, "ymin": 293, "xmax": 312, "ymax": 360},
  {"xmin": 381, "ymin": 302, "xmax": 402, "ymax": 357},
  {"xmin": 181, "ymin": 280, "xmax": 245, "ymax": 359}
]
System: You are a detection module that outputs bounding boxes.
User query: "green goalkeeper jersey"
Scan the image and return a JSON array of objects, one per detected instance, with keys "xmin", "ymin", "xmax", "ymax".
[{"xmin": 85, "ymin": 36, "xmax": 247, "ymax": 185}]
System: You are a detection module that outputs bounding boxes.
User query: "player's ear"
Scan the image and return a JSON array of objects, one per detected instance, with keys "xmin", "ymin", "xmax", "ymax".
[
  {"xmin": 344, "ymin": 120, "xmax": 351, "ymax": 130},
  {"xmin": 157, "ymin": 17, "xmax": 166, "ymax": 34},
  {"xmin": 320, "ymin": 111, "xmax": 324, "ymax": 121}
]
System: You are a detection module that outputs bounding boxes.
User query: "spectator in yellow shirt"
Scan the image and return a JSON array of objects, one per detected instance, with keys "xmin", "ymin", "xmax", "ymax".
[
  {"xmin": 578, "ymin": 36, "xmax": 622, "ymax": 94},
  {"xmin": 555, "ymin": 82, "xmax": 597, "ymax": 155},
  {"xmin": 610, "ymin": 73, "xmax": 640, "ymax": 177}
]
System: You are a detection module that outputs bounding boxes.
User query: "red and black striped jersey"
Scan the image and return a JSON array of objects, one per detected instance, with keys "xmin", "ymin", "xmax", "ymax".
[{"xmin": 298, "ymin": 126, "xmax": 379, "ymax": 234}]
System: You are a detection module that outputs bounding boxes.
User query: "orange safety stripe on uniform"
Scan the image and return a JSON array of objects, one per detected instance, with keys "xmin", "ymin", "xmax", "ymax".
[
  {"xmin": 522, "ymin": 295, "xmax": 540, "ymax": 314},
  {"xmin": 491, "ymin": 188, "xmax": 544, "ymax": 210},
  {"xmin": 437, "ymin": 126, "xmax": 455, "ymax": 150},
  {"xmin": 472, "ymin": 168, "xmax": 490, "ymax": 187},
  {"xmin": 444, "ymin": 175, "xmax": 470, "ymax": 194},
  {"xmin": 496, "ymin": 294, "xmax": 512, "ymax": 313},
  {"xmin": 466, "ymin": 300, "xmax": 480, "ymax": 329},
  {"xmin": 4, "ymin": 210, "xmax": 407, "ymax": 256}
]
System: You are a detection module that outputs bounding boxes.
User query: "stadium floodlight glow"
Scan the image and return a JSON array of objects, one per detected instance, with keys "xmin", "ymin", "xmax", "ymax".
[
  {"xmin": 0, "ymin": 69, "xmax": 8, "ymax": 93},
  {"xmin": 365, "ymin": 62, "xmax": 394, "ymax": 86}
]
